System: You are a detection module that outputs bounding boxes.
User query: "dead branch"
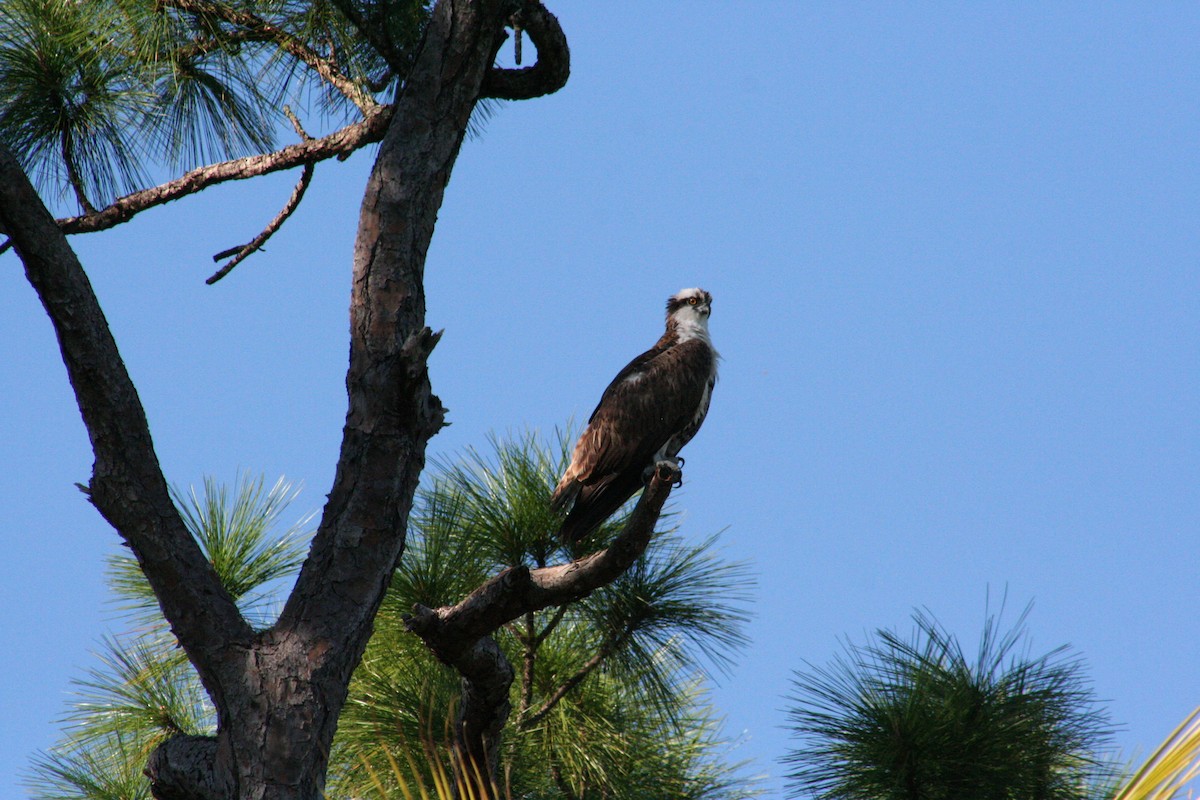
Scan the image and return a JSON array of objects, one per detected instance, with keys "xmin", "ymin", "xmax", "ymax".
[
  {"xmin": 206, "ymin": 107, "xmax": 316, "ymax": 284},
  {"xmin": 206, "ymin": 162, "xmax": 314, "ymax": 284}
]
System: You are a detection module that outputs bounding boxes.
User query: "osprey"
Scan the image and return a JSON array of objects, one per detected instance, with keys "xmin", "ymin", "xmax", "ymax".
[{"xmin": 551, "ymin": 287, "xmax": 718, "ymax": 542}]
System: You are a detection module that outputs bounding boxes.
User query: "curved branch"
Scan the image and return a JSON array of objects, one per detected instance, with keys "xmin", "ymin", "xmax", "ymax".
[
  {"xmin": 57, "ymin": 106, "xmax": 391, "ymax": 236},
  {"xmin": 479, "ymin": 2, "xmax": 570, "ymax": 101},
  {"xmin": 406, "ymin": 464, "xmax": 677, "ymax": 795},
  {"xmin": 519, "ymin": 622, "xmax": 634, "ymax": 729}
]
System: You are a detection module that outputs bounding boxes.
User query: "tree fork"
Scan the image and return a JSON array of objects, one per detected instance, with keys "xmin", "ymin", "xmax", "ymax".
[{"xmin": 5, "ymin": 0, "xmax": 571, "ymax": 797}]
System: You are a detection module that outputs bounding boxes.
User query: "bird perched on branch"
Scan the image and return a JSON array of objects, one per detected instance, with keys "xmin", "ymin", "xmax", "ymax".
[{"xmin": 551, "ymin": 287, "xmax": 719, "ymax": 543}]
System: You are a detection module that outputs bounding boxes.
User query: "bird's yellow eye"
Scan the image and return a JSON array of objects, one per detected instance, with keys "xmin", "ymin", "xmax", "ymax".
[{"xmin": 687, "ymin": 297, "xmax": 699, "ymax": 305}]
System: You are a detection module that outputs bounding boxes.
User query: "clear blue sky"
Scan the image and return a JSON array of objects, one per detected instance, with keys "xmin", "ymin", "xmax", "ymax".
[{"xmin": 2, "ymin": 3, "xmax": 1198, "ymax": 796}]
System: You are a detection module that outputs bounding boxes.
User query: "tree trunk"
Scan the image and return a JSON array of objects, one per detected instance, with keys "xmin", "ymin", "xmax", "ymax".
[
  {"xmin": 3, "ymin": 0, "xmax": 570, "ymax": 797},
  {"xmin": 5, "ymin": 2, "xmax": 534, "ymax": 799}
]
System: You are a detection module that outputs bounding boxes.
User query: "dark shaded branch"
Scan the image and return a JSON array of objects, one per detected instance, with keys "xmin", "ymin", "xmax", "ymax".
[
  {"xmin": 453, "ymin": 635, "xmax": 512, "ymax": 797},
  {"xmin": 144, "ymin": 735, "xmax": 228, "ymax": 800},
  {"xmin": 405, "ymin": 464, "xmax": 677, "ymax": 790},
  {"xmin": 325, "ymin": 0, "xmax": 411, "ymax": 74},
  {"xmin": 519, "ymin": 612, "xmax": 536, "ymax": 715},
  {"xmin": 61, "ymin": 130, "xmax": 96, "ymax": 215},
  {"xmin": 57, "ymin": 106, "xmax": 391, "ymax": 236},
  {"xmin": 480, "ymin": 2, "xmax": 570, "ymax": 101},
  {"xmin": 0, "ymin": 145, "xmax": 251, "ymax": 699}
]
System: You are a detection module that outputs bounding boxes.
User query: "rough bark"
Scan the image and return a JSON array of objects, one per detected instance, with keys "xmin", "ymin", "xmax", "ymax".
[
  {"xmin": 0, "ymin": 143, "xmax": 251, "ymax": 738},
  {"xmin": 4, "ymin": 1, "xmax": 572, "ymax": 798}
]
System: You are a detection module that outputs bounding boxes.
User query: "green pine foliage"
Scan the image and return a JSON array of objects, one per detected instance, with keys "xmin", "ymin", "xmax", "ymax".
[
  {"xmin": 331, "ymin": 430, "xmax": 759, "ymax": 800},
  {"xmin": 783, "ymin": 606, "xmax": 1115, "ymax": 800},
  {"xmin": 0, "ymin": 0, "xmax": 429, "ymax": 212},
  {"xmin": 26, "ymin": 474, "xmax": 310, "ymax": 800},
  {"xmin": 26, "ymin": 435, "xmax": 758, "ymax": 800}
]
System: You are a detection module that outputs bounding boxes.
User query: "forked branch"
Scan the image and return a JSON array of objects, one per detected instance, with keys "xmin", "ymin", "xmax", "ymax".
[
  {"xmin": 405, "ymin": 463, "xmax": 680, "ymax": 659},
  {"xmin": 207, "ymin": 108, "xmax": 317, "ymax": 284}
]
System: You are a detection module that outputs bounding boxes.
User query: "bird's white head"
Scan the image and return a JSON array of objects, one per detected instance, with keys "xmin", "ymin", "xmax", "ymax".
[{"xmin": 665, "ymin": 287, "xmax": 713, "ymax": 342}]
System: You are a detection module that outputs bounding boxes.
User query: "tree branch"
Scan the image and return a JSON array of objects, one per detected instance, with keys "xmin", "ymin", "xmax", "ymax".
[
  {"xmin": 519, "ymin": 612, "xmax": 536, "ymax": 715},
  {"xmin": 206, "ymin": 163, "xmax": 313, "ymax": 284},
  {"xmin": 160, "ymin": 0, "xmax": 379, "ymax": 114},
  {"xmin": 405, "ymin": 463, "xmax": 679, "ymax": 659},
  {"xmin": 325, "ymin": 0, "xmax": 410, "ymax": 76},
  {"xmin": 56, "ymin": 106, "xmax": 391, "ymax": 236},
  {"xmin": 479, "ymin": 2, "xmax": 570, "ymax": 101},
  {"xmin": 207, "ymin": 109, "xmax": 316, "ymax": 284},
  {"xmin": 534, "ymin": 601, "xmax": 570, "ymax": 646},
  {"xmin": 519, "ymin": 622, "xmax": 634, "ymax": 729},
  {"xmin": 0, "ymin": 145, "xmax": 251, "ymax": 699},
  {"xmin": 404, "ymin": 464, "xmax": 678, "ymax": 791}
]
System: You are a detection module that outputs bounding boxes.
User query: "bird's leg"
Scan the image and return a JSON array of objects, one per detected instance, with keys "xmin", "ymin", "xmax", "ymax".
[{"xmin": 644, "ymin": 456, "xmax": 685, "ymax": 487}]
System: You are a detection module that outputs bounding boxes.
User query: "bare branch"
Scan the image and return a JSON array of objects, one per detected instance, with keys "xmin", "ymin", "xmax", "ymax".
[
  {"xmin": 404, "ymin": 464, "xmax": 677, "ymax": 797},
  {"xmin": 205, "ymin": 106, "xmax": 315, "ymax": 284},
  {"xmin": 405, "ymin": 463, "xmax": 679, "ymax": 660},
  {"xmin": 57, "ymin": 106, "xmax": 391, "ymax": 236},
  {"xmin": 206, "ymin": 162, "xmax": 314, "ymax": 284},
  {"xmin": 480, "ymin": 2, "xmax": 570, "ymax": 101}
]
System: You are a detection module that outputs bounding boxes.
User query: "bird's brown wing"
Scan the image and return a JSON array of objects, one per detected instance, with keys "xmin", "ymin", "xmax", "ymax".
[{"xmin": 554, "ymin": 340, "xmax": 715, "ymax": 541}]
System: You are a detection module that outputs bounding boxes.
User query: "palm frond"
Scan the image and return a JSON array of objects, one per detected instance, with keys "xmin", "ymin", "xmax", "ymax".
[{"xmin": 1111, "ymin": 707, "xmax": 1200, "ymax": 800}]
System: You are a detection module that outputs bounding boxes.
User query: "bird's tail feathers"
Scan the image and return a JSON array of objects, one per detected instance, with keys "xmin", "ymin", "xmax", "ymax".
[{"xmin": 549, "ymin": 477, "xmax": 581, "ymax": 514}]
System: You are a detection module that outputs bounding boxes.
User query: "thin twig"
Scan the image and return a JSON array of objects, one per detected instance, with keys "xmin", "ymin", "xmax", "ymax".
[
  {"xmin": 203, "ymin": 106, "xmax": 316, "ymax": 284},
  {"xmin": 533, "ymin": 603, "xmax": 570, "ymax": 647},
  {"xmin": 205, "ymin": 162, "xmax": 314, "ymax": 284}
]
